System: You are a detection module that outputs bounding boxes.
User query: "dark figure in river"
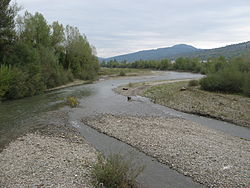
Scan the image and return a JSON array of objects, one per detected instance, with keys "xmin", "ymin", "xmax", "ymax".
[{"xmin": 127, "ymin": 96, "xmax": 131, "ymax": 101}]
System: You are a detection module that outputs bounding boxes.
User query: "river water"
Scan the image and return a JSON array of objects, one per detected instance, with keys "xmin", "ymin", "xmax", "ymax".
[{"xmin": 0, "ymin": 71, "xmax": 249, "ymax": 188}]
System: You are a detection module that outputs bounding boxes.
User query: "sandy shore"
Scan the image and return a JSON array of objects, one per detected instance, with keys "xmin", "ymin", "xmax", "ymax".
[
  {"xmin": 0, "ymin": 112, "xmax": 98, "ymax": 188},
  {"xmin": 84, "ymin": 114, "xmax": 250, "ymax": 188}
]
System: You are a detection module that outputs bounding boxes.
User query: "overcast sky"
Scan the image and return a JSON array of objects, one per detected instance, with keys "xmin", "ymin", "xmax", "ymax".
[{"xmin": 16, "ymin": 0, "xmax": 250, "ymax": 57}]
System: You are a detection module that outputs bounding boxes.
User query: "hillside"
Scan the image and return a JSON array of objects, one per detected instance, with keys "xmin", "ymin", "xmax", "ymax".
[
  {"xmin": 101, "ymin": 41, "xmax": 250, "ymax": 62},
  {"xmin": 103, "ymin": 44, "xmax": 200, "ymax": 62},
  {"xmin": 176, "ymin": 41, "xmax": 250, "ymax": 60}
]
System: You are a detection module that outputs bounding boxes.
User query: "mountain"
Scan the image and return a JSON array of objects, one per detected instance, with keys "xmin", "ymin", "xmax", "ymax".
[
  {"xmin": 175, "ymin": 41, "xmax": 250, "ymax": 60},
  {"xmin": 100, "ymin": 41, "xmax": 250, "ymax": 62},
  {"xmin": 102, "ymin": 44, "xmax": 200, "ymax": 62}
]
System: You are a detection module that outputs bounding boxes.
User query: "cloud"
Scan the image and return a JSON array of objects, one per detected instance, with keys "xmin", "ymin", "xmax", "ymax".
[{"xmin": 16, "ymin": 0, "xmax": 250, "ymax": 57}]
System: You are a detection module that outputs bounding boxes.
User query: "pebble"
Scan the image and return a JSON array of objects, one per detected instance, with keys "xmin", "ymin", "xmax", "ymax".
[{"xmin": 85, "ymin": 114, "xmax": 250, "ymax": 188}]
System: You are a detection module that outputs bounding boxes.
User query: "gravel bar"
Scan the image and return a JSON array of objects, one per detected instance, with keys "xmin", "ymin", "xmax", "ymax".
[
  {"xmin": 0, "ymin": 124, "xmax": 98, "ymax": 188},
  {"xmin": 84, "ymin": 114, "xmax": 250, "ymax": 188}
]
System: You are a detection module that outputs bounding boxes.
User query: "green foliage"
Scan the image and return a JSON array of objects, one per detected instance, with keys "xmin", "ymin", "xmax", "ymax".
[
  {"xmin": 200, "ymin": 57, "xmax": 250, "ymax": 95},
  {"xmin": 0, "ymin": 0, "xmax": 19, "ymax": 62},
  {"xmin": 93, "ymin": 153, "xmax": 144, "ymax": 188},
  {"xmin": 242, "ymin": 72, "xmax": 250, "ymax": 97},
  {"xmin": 0, "ymin": 64, "xmax": 13, "ymax": 98},
  {"xmin": 4, "ymin": 67, "xmax": 29, "ymax": 99},
  {"xmin": 159, "ymin": 59, "xmax": 171, "ymax": 70},
  {"xmin": 0, "ymin": 6, "xmax": 99, "ymax": 100},
  {"xmin": 102, "ymin": 55, "xmax": 250, "ymax": 97},
  {"xmin": 18, "ymin": 12, "xmax": 51, "ymax": 47},
  {"xmin": 119, "ymin": 70, "xmax": 126, "ymax": 76},
  {"xmin": 101, "ymin": 57, "xmax": 204, "ymax": 73},
  {"xmin": 64, "ymin": 25, "xmax": 99, "ymax": 80},
  {"xmin": 188, "ymin": 80, "xmax": 199, "ymax": 87},
  {"xmin": 66, "ymin": 96, "xmax": 79, "ymax": 108}
]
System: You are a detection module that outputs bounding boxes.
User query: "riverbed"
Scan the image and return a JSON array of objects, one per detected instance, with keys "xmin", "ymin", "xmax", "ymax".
[{"xmin": 1, "ymin": 71, "xmax": 249, "ymax": 188}]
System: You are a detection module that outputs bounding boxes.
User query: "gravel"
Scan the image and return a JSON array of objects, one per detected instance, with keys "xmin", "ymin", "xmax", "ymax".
[
  {"xmin": 0, "ymin": 118, "xmax": 98, "ymax": 188},
  {"xmin": 115, "ymin": 80, "xmax": 250, "ymax": 128},
  {"xmin": 84, "ymin": 114, "xmax": 250, "ymax": 188}
]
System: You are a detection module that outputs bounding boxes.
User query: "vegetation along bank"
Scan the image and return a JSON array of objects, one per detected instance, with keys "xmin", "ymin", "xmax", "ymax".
[
  {"xmin": 0, "ymin": 1, "xmax": 99, "ymax": 100},
  {"xmin": 105, "ymin": 55, "xmax": 250, "ymax": 97}
]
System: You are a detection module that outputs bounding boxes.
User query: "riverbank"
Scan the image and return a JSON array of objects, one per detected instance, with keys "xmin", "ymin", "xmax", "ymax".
[
  {"xmin": 84, "ymin": 114, "xmax": 250, "ymax": 188},
  {"xmin": 98, "ymin": 67, "xmax": 152, "ymax": 77},
  {"xmin": 46, "ymin": 79, "xmax": 93, "ymax": 92},
  {"xmin": 0, "ymin": 110, "xmax": 98, "ymax": 188},
  {"xmin": 115, "ymin": 79, "xmax": 250, "ymax": 128},
  {"xmin": 46, "ymin": 68, "xmax": 154, "ymax": 92}
]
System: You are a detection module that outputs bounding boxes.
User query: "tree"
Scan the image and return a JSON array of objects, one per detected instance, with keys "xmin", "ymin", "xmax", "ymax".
[
  {"xmin": 17, "ymin": 12, "xmax": 51, "ymax": 48},
  {"xmin": 0, "ymin": 0, "xmax": 18, "ymax": 62},
  {"xmin": 65, "ymin": 25, "xmax": 99, "ymax": 79}
]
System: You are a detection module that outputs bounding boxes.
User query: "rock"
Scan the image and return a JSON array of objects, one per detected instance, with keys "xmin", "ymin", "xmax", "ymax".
[
  {"xmin": 123, "ymin": 88, "xmax": 129, "ymax": 90},
  {"xmin": 180, "ymin": 87, "xmax": 186, "ymax": 91}
]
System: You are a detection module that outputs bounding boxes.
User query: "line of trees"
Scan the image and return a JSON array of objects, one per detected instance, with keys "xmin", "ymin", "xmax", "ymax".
[
  {"xmin": 101, "ymin": 55, "xmax": 250, "ymax": 97},
  {"xmin": 101, "ymin": 58, "xmax": 205, "ymax": 73},
  {"xmin": 0, "ymin": 0, "xmax": 99, "ymax": 100}
]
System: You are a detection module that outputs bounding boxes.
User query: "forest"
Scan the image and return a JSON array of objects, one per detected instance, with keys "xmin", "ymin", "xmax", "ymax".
[{"xmin": 0, "ymin": 0, "xmax": 99, "ymax": 100}]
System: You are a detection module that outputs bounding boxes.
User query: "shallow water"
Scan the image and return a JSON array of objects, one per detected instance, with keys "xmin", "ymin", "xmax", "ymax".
[{"xmin": 1, "ymin": 71, "xmax": 249, "ymax": 187}]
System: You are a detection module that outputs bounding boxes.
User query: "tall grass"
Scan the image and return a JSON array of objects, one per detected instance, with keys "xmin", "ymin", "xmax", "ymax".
[{"xmin": 92, "ymin": 153, "xmax": 144, "ymax": 188}]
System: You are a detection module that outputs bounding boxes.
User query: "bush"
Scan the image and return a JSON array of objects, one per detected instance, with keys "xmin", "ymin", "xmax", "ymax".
[
  {"xmin": 93, "ymin": 153, "xmax": 144, "ymax": 188},
  {"xmin": 243, "ymin": 73, "xmax": 250, "ymax": 97},
  {"xmin": 4, "ymin": 67, "xmax": 29, "ymax": 99},
  {"xmin": 119, "ymin": 70, "xmax": 126, "ymax": 76},
  {"xmin": 66, "ymin": 96, "xmax": 79, "ymax": 107},
  {"xmin": 200, "ymin": 69, "xmax": 244, "ymax": 93},
  {"xmin": 188, "ymin": 80, "xmax": 199, "ymax": 87},
  {"xmin": 0, "ymin": 65, "xmax": 13, "ymax": 98}
]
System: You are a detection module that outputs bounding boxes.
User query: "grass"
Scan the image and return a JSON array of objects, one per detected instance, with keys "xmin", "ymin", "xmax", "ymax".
[
  {"xmin": 92, "ymin": 153, "xmax": 144, "ymax": 188},
  {"xmin": 66, "ymin": 96, "xmax": 79, "ymax": 108},
  {"xmin": 144, "ymin": 81, "xmax": 250, "ymax": 128},
  {"xmin": 188, "ymin": 79, "xmax": 199, "ymax": 87},
  {"xmin": 98, "ymin": 67, "xmax": 150, "ymax": 76}
]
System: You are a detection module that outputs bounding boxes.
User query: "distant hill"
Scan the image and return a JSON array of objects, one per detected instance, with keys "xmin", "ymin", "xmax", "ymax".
[
  {"xmin": 175, "ymin": 41, "xmax": 250, "ymax": 60},
  {"xmin": 100, "ymin": 41, "xmax": 250, "ymax": 62},
  {"xmin": 102, "ymin": 44, "xmax": 200, "ymax": 62}
]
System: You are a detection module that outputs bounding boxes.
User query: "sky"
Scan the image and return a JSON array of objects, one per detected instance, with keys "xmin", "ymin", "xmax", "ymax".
[{"xmin": 16, "ymin": 0, "xmax": 250, "ymax": 58}]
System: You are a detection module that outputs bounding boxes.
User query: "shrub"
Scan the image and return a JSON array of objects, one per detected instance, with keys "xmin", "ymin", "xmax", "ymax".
[
  {"xmin": 119, "ymin": 70, "xmax": 126, "ymax": 76},
  {"xmin": 200, "ymin": 69, "xmax": 244, "ymax": 93},
  {"xmin": 66, "ymin": 96, "xmax": 79, "ymax": 107},
  {"xmin": 0, "ymin": 65, "xmax": 13, "ymax": 98},
  {"xmin": 4, "ymin": 67, "xmax": 29, "ymax": 99},
  {"xmin": 188, "ymin": 80, "xmax": 199, "ymax": 87},
  {"xmin": 242, "ymin": 73, "xmax": 250, "ymax": 97},
  {"xmin": 93, "ymin": 153, "xmax": 144, "ymax": 188}
]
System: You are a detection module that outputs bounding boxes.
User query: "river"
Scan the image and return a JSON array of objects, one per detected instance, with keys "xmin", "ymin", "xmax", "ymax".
[{"xmin": 0, "ymin": 71, "xmax": 249, "ymax": 188}]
